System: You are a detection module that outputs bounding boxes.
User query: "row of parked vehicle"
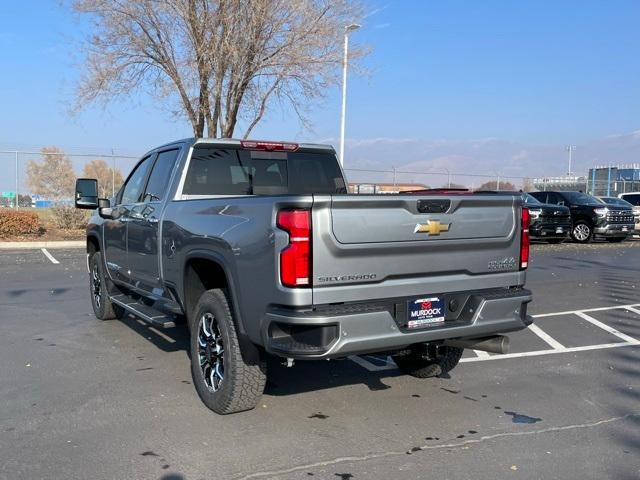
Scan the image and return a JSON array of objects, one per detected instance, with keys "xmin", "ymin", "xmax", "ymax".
[{"xmin": 523, "ymin": 191, "xmax": 640, "ymax": 244}]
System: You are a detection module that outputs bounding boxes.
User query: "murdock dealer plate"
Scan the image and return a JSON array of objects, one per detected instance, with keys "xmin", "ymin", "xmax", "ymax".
[{"xmin": 407, "ymin": 296, "xmax": 445, "ymax": 329}]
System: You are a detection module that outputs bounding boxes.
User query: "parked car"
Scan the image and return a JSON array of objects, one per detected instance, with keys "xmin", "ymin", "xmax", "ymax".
[
  {"xmin": 530, "ymin": 191, "xmax": 634, "ymax": 243},
  {"xmin": 75, "ymin": 138, "xmax": 533, "ymax": 414},
  {"xmin": 617, "ymin": 192, "xmax": 640, "ymax": 234},
  {"xmin": 476, "ymin": 191, "xmax": 571, "ymax": 244}
]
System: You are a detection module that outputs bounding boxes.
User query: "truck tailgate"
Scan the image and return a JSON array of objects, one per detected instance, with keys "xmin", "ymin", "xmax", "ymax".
[{"xmin": 311, "ymin": 194, "xmax": 525, "ymax": 305}]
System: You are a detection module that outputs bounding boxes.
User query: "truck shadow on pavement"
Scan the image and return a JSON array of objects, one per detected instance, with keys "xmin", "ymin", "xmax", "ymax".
[
  {"xmin": 263, "ymin": 356, "xmax": 404, "ymax": 395},
  {"xmin": 118, "ymin": 314, "xmax": 190, "ymax": 354},
  {"xmin": 115, "ymin": 313, "xmax": 405, "ymax": 395}
]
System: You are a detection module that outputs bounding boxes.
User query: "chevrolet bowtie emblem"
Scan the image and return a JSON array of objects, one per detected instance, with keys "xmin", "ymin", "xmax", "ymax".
[{"xmin": 414, "ymin": 220, "xmax": 451, "ymax": 235}]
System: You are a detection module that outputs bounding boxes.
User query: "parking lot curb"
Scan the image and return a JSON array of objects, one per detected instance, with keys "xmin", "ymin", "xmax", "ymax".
[{"xmin": 0, "ymin": 240, "xmax": 85, "ymax": 249}]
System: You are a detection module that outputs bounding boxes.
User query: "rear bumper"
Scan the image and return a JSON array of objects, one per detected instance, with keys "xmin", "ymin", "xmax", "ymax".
[
  {"xmin": 594, "ymin": 223, "xmax": 635, "ymax": 236},
  {"xmin": 263, "ymin": 288, "xmax": 532, "ymax": 359}
]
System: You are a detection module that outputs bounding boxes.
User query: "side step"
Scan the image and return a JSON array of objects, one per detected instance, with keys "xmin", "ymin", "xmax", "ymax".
[{"xmin": 110, "ymin": 294, "xmax": 176, "ymax": 328}]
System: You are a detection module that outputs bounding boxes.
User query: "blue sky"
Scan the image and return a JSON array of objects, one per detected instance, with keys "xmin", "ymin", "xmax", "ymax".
[{"xmin": 1, "ymin": 0, "xmax": 639, "ymax": 159}]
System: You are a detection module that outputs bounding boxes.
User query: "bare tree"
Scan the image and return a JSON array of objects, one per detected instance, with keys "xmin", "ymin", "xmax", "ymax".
[
  {"xmin": 82, "ymin": 159, "xmax": 124, "ymax": 197},
  {"xmin": 26, "ymin": 148, "xmax": 76, "ymax": 201},
  {"xmin": 73, "ymin": 0, "xmax": 367, "ymax": 138},
  {"xmin": 521, "ymin": 178, "xmax": 534, "ymax": 192},
  {"xmin": 439, "ymin": 182, "xmax": 467, "ymax": 189}
]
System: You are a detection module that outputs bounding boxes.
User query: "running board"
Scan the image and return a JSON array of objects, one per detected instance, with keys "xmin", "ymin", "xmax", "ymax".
[{"xmin": 110, "ymin": 294, "xmax": 176, "ymax": 328}]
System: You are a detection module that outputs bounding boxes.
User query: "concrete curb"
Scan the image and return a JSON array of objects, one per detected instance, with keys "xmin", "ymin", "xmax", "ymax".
[{"xmin": 0, "ymin": 240, "xmax": 85, "ymax": 250}]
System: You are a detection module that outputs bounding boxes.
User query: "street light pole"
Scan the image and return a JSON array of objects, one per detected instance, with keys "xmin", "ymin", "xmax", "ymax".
[
  {"xmin": 15, "ymin": 151, "xmax": 19, "ymax": 210},
  {"xmin": 566, "ymin": 145, "xmax": 576, "ymax": 176},
  {"xmin": 339, "ymin": 23, "xmax": 360, "ymax": 167},
  {"xmin": 111, "ymin": 148, "xmax": 116, "ymax": 197}
]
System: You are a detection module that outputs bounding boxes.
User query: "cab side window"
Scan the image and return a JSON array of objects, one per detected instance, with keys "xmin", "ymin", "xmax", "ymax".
[
  {"xmin": 120, "ymin": 155, "xmax": 155, "ymax": 205},
  {"xmin": 144, "ymin": 149, "xmax": 179, "ymax": 202},
  {"xmin": 622, "ymin": 194, "xmax": 640, "ymax": 206}
]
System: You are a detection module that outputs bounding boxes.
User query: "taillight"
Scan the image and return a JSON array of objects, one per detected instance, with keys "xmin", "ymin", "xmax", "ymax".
[
  {"xmin": 520, "ymin": 207, "xmax": 530, "ymax": 270},
  {"xmin": 276, "ymin": 209, "xmax": 311, "ymax": 287},
  {"xmin": 240, "ymin": 140, "xmax": 299, "ymax": 152}
]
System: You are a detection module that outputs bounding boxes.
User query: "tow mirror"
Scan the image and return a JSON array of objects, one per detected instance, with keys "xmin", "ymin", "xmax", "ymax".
[{"xmin": 75, "ymin": 178, "xmax": 99, "ymax": 209}]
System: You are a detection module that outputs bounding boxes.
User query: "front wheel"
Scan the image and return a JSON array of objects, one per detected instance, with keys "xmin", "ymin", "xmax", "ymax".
[
  {"xmin": 392, "ymin": 343, "xmax": 464, "ymax": 378},
  {"xmin": 571, "ymin": 221, "xmax": 593, "ymax": 243},
  {"xmin": 190, "ymin": 289, "xmax": 266, "ymax": 414},
  {"xmin": 89, "ymin": 251, "xmax": 124, "ymax": 320}
]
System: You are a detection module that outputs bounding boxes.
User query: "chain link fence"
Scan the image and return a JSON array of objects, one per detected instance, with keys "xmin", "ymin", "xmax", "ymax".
[
  {"xmin": 533, "ymin": 175, "xmax": 640, "ymax": 197},
  {"xmin": 0, "ymin": 150, "xmax": 138, "ymax": 208},
  {"xmin": 10, "ymin": 148, "xmax": 636, "ymax": 208},
  {"xmin": 343, "ymin": 167, "xmax": 532, "ymax": 193}
]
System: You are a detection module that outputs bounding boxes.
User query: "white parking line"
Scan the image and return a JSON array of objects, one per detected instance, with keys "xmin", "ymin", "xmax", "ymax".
[
  {"xmin": 528, "ymin": 323, "xmax": 565, "ymax": 350},
  {"xmin": 574, "ymin": 311, "xmax": 640, "ymax": 345},
  {"xmin": 533, "ymin": 303, "xmax": 640, "ymax": 318},
  {"xmin": 349, "ymin": 355, "xmax": 395, "ymax": 371},
  {"xmin": 459, "ymin": 342, "xmax": 638, "ymax": 363},
  {"xmin": 473, "ymin": 350, "xmax": 491, "ymax": 358},
  {"xmin": 349, "ymin": 303, "xmax": 640, "ymax": 370},
  {"xmin": 625, "ymin": 306, "xmax": 640, "ymax": 316},
  {"xmin": 41, "ymin": 248, "xmax": 60, "ymax": 265}
]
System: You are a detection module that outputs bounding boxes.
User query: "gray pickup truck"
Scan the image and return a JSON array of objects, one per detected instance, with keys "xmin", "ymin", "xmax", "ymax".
[{"xmin": 75, "ymin": 138, "xmax": 533, "ymax": 414}]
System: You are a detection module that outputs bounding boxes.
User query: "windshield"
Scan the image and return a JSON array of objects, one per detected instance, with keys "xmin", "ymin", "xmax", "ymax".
[
  {"xmin": 183, "ymin": 147, "xmax": 347, "ymax": 196},
  {"xmin": 562, "ymin": 191, "xmax": 599, "ymax": 204},
  {"xmin": 599, "ymin": 197, "xmax": 632, "ymax": 207}
]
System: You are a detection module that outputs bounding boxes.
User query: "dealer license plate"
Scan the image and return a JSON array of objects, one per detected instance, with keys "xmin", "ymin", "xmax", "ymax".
[{"xmin": 407, "ymin": 296, "xmax": 445, "ymax": 329}]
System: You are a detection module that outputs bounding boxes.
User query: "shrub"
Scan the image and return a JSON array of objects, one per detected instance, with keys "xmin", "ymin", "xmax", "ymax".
[
  {"xmin": 50, "ymin": 205, "xmax": 90, "ymax": 230},
  {"xmin": 0, "ymin": 209, "xmax": 42, "ymax": 238}
]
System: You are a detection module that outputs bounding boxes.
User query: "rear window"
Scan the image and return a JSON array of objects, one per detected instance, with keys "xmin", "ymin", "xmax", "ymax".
[{"xmin": 183, "ymin": 147, "xmax": 346, "ymax": 196}]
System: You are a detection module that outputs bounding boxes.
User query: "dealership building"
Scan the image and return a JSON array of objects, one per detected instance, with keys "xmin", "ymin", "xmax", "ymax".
[
  {"xmin": 587, "ymin": 164, "xmax": 640, "ymax": 196},
  {"xmin": 533, "ymin": 164, "xmax": 640, "ymax": 196}
]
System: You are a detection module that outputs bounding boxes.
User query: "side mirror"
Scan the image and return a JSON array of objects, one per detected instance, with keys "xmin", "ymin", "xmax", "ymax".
[
  {"xmin": 75, "ymin": 178, "xmax": 99, "ymax": 209},
  {"xmin": 98, "ymin": 198, "xmax": 114, "ymax": 219}
]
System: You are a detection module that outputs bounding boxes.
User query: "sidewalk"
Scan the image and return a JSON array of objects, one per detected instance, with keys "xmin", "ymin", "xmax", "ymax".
[{"xmin": 0, "ymin": 240, "xmax": 85, "ymax": 249}]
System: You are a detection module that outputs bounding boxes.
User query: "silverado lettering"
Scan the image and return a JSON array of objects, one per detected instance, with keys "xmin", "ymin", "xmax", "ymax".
[{"xmin": 317, "ymin": 273, "xmax": 377, "ymax": 282}]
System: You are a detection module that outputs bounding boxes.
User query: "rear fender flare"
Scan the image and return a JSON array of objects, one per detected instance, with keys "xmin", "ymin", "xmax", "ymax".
[{"xmin": 180, "ymin": 249, "xmax": 261, "ymax": 364}]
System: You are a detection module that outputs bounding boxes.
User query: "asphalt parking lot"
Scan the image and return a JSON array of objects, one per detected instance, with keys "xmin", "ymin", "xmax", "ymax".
[{"xmin": 1, "ymin": 241, "xmax": 639, "ymax": 480}]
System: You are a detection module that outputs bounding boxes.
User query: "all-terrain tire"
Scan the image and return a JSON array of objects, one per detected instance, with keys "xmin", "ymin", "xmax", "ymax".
[
  {"xmin": 571, "ymin": 220, "xmax": 593, "ymax": 243},
  {"xmin": 392, "ymin": 344, "xmax": 464, "ymax": 378},
  {"xmin": 89, "ymin": 251, "xmax": 125, "ymax": 320},
  {"xmin": 190, "ymin": 289, "xmax": 266, "ymax": 414}
]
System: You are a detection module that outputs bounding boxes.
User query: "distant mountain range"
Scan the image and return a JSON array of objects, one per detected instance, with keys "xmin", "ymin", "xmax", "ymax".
[{"xmin": 335, "ymin": 131, "xmax": 640, "ymax": 187}]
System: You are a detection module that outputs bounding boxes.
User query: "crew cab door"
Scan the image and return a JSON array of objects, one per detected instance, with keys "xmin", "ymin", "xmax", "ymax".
[
  {"xmin": 127, "ymin": 148, "xmax": 180, "ymax": 292},
  {"xmin": 103, "ymin": 154, "xmax": 155, "ymax": 283}
]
